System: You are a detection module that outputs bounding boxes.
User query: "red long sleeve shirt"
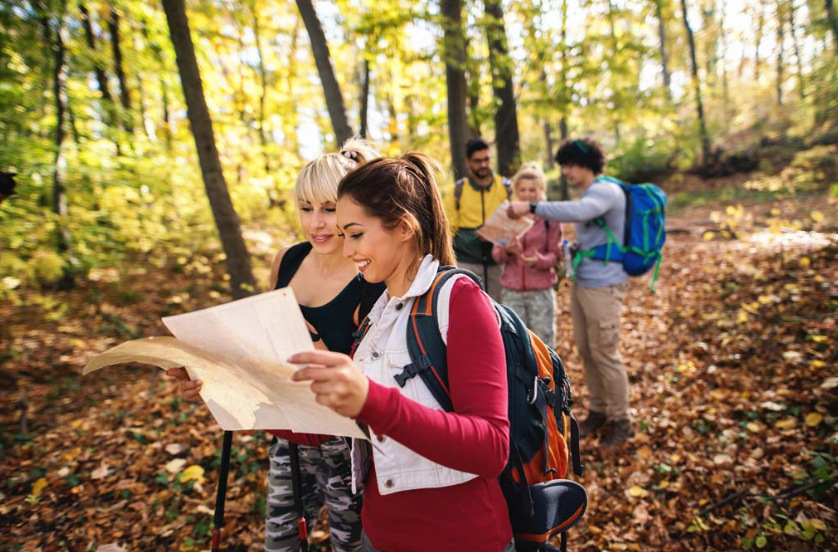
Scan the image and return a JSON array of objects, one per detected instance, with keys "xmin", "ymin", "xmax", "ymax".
[{"xmin": 272, "ymin": 278, "xmax": 512, "ymax": 551}]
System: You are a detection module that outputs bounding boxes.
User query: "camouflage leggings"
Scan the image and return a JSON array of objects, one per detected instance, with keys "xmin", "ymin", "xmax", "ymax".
[
  {"xmin": 265, "ymin": 437, "xmax": 363, "ymax": 552},
  {"xmin": 501, "ymin": 287, "xmax": 557, "ymax": 347}
]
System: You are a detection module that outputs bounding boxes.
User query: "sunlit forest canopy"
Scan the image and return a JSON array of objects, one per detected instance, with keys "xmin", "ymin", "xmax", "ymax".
[{"xmin": 1, "ymin": 0, "xmax": 837, "ymax": 293}]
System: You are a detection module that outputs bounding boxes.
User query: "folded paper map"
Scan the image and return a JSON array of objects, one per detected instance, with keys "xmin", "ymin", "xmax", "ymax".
[
  {"xmin": 83, "ymin": 288, "xmax": 367, "ymax": 439},
  {"xmin": 476, "ymin": 200, "xmax": 535, "ymax": 246}
]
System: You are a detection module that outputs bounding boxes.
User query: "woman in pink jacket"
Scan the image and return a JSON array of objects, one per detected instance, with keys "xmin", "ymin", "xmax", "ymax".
[{"xmin": 492, "ymin": 162, "xmax": 563, "ymax": 347}]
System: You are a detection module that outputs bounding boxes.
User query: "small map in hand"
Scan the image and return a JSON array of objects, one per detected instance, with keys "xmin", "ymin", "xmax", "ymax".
[{"xmin": 476, "ymin": 200, "xmax": 535, "ymax": 246}]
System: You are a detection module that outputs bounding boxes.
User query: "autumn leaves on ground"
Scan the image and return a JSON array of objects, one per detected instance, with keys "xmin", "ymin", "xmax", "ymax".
[{"xmin": 1, "ymin": 177, "xmax": 837, "ymax": 552}]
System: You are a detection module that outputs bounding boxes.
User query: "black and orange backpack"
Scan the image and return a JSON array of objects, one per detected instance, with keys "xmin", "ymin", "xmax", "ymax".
[{"xmin": 384, "ymin": 267, "xmax": 588, "ymax": 552}]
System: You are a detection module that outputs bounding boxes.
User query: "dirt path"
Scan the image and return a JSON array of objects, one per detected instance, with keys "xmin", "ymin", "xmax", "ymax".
[{"xmin": 1, "ymin": 197, "xmax": 835, "ymax": 552}]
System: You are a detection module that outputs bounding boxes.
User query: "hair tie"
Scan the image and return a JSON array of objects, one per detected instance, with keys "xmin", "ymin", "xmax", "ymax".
[
  {"xmin": 574, "ymin": 139, "xmax": 589, "ymax": 154},
  {"xmin": 342, "ymin": 150, "xmax": 359, "ymax": 162}
]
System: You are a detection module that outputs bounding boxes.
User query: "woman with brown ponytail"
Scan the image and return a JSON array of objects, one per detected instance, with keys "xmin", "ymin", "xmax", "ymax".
[{"xmin": 285, "ymin": 153, "xmax": 514, "ymax": 552}]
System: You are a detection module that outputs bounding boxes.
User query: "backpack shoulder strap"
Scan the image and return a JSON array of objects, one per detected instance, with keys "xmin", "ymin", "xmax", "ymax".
[
  {"xmin": 453, "ymin": 178, "xmax": 466, "ymax": 211},
  {"xmin": 396, "ymin": 267, "xmax": 482, "ymax": 412}
]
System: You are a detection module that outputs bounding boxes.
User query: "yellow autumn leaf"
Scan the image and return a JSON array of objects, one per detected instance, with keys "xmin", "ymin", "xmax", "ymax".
[
  {"xmin": 812, "ymin": 360, "xmax": 827, "ymax": 368},
  {"xmin": 726, "ymin": 204, "xmax": 743, "ymax": 217},
  {"xmin": 809, "ymin": 519, "xmax": 827, "ymax": 531},
  {"xmin": 636, "ymin": 445, "xmax": 652, "ymax": 460},
  {"xmin": 737, "ymin": 310, "xmax": 749, "ymax": 324},
  {"xmin": 32, "ymin": 478, "xmax": 48, "ymax": 497},
  {"xmin": 810, "ymin": 210, "xmax": 824, "ymax": 222},
  {"xmin": 702, "ymin": 231, "xmax": 715, "ymax": 241},
  {"xmin": 809, "ymin": 335, "xmax": 827, "ymax": 343},
  {"xmin": 805, "ymin": 413, "xmax": 823, "ymax": 427},
  {"xmin": 64, "ymin": 447, "xmax": 81, "ymax": 462},
  {"xmin": 628, "ymin": 485, "xmax": 646, "ymax": 498},
  {"xmin": 774, "ymin": 418, "xmax": 797, "ymax": 430},
  {"xmin": 746, "ymin": 422, "xmax": 761, "ymax": 433},
  {"xmin": 798, "ymin": 257, "xmax": 811, "ymax": 268},
  {"xmin": 179, "ymin": 464, "xmax": 205, "ymax": 484}
]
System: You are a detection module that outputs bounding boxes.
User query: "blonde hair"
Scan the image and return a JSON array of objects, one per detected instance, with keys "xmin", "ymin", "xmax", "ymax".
[
  {"xmin": 512, "ymin": 162, "xmax": 547, "ymax": 200},
  {"xmin": 294, "ymin": 138, "xmax": 380, "ymax": 205}
]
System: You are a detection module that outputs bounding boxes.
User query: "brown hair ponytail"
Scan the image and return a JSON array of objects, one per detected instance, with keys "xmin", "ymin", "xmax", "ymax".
[{"xmin": 337, "ymin": 152, "xmax": 455, "ymax": 267}]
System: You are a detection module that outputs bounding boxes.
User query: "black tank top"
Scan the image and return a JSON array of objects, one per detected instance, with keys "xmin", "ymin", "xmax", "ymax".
[{"xmin": 274, "ymin": 242, "xmax": 385, "ymax": 355}]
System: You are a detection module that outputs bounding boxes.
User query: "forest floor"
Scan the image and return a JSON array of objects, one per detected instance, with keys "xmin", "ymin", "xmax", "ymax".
[{"xmin": 0, "ymin": 180, "xmax": 836, "ymax": 551}]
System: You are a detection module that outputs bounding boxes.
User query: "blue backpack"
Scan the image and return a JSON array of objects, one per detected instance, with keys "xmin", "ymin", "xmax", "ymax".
[{"xmin": 572, "ymin": 176, "xmax": 667, "ymax": 291}]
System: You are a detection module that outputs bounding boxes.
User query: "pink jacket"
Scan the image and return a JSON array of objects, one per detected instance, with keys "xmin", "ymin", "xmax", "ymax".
[{"xmin": 492, "ymin": 217, "xmax": 562, "ymax": 291}]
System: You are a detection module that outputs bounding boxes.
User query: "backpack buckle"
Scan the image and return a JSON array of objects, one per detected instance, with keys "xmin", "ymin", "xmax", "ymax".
[
  {"xmin": 528, "ymin": 375, "xmax": 539, "ymax": 405},
  {"xmin": 393, "ymin": 356, "xmax": 431, "ymax": 387}
]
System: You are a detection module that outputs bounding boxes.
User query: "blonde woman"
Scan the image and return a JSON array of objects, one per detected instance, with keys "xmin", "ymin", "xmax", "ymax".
[
  {"xmin": 169, "ymin": 139, "xmax": 384, "ymax": 552},
  {"xmin": 491, "ymin": 162, "xmax": 562, "ymax": 346}
]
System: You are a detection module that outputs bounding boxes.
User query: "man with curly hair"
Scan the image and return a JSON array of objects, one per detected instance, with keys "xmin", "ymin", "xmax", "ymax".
[{"xmin": 508, "ymin": 138, "xmax": 633, "ymax": 449}]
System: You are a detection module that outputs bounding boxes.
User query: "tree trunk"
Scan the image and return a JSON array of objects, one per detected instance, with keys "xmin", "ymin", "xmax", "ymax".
[
  {"xmin": 755, "ymin": 7, "xmax": 765, "ymax": 80},
  {"xmin": 720, "ymin": 2, "xmax": 731, "ymax": 117},
  {"xmin": 680, "ymin": 0, "xmax": 711, "ymax": 166},
  {"xmin": 441, "ymin": 0, "xmax": 469, "ymax": 179},
  {"xmin": 653, "ymin": 0, "xmax": 672, "ymax": 100},
  {"xmin": 559, "ymin": 0, "xmax": 570, "ymax": 201},
  {"xmin": 250, "ymin": 0, "xmax": 270, "ymax": 173},
  {"xmin": 701, "ymin": 3, "xmax": 718, "ymax": 90},
  {"xmin": 162, "ymin": 76, "xmax": 172, "ymax": 150},
  {"xmin": 467, "ymin": 78, "xmax": 481, "ymax": 138},
  {"xmin": 788, "ymin": 0, "xmax": 805, "ymax": 98},
  {"xmin": 359, "ymin": 58, "xmax": 370, "ymax": 138},
  {"xmin": 543, "ymin": 119, "xmax": 554, "ymax": 170},
  {"xmin": 39, "ymin": 0, "xmax": 71, "ymax": 256},
  {"xmin": 484, "ymin": 0, "xmax": 520, "ymax": 176},
  {"xmin": 826, "ymin": 0, "xmax": 838, "ymax": 49},
  {"xmin": 559, "ymin": 116, "xmax": 569, "ymax": 200},
  {"xmin": 108, "ymin": 4, "xmax": 133, "ymax": 133},
  {"xmin": 161, "ymin": 0, "xmax": 256, "ymax": 299},
  {"xmin": 283, "ymin": 17, "xmax": 301, "ymax": 156},
  {"xmin": 78, "ymin": 4, "xmax": 113, "ymax": 105},
  {"xmin": 295, "ymin": 0, "xmax": 353, "ymax": 146},
  {"xmin": 776, "ymin": 0, "xmax": 785, "ymax": 105},
  {"xmin": 79, "ymin": 2, "xmax": 120, "ymax": 151}
]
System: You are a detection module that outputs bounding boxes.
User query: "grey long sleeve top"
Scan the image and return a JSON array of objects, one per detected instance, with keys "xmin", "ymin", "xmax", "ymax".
[{"xmin": 534, "ymin": 178, "xmax": 628, "ymax": 288}]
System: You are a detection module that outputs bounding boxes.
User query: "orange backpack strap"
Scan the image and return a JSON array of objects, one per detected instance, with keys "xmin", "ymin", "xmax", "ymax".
[{"xmin": 394, "ymin": 266, "xmax": 483, "ymax": 412}]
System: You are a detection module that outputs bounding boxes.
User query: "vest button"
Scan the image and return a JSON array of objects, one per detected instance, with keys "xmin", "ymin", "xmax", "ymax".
[
  {"xmin": 376, "ymin": 435, "xmax": 386, "ymax": 443},
  {"xmin": 395, "ymin": 303, "xmax": 404, "ymax": 311},
  {"xmin": 371, "ymin": 351, "xmax": 380, "ymax": 360},
  {"xmin": 384, "ymin": 478, "xmax": 394, "ymax": 488}
]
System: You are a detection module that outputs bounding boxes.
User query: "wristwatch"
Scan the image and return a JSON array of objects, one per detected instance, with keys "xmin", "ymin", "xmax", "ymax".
[{"xmin": 529, "ymin": 201, "xmax": 539, "ymax": 215}]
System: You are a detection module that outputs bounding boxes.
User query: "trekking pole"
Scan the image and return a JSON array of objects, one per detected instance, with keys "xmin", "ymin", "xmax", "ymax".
[
  {"xmin": 289, "ymin": 442, "xmax": 309, "ymax": 551},
  {"xmin": 211, "ymin": 430, "xmax": 234, "ymax": 552}
]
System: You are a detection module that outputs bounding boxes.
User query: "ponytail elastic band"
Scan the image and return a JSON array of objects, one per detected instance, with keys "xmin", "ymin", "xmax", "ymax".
[{"xmin": 574, "ymin": 140, "xmax": 589, "ymax": 154}]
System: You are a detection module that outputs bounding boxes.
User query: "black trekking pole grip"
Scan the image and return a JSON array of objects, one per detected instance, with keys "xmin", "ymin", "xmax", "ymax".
[{"xmin": 211, "ymin": 430, "xmax": 234, "ymax": 552}]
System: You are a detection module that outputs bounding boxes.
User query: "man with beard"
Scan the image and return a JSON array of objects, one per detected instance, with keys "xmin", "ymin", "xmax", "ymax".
[{"xmin": 444, "ymin": 138, "xmax": 510, "ymax": 302}]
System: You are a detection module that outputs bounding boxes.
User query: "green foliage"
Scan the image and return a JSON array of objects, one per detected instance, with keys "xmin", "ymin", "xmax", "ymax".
[
  {"xmin": 0, "ymin": 0, "xmax": 836, "ymax": 298},
  {"xmin": 608, "ymin": 137, "xmax": 675, "ymax": 183}
]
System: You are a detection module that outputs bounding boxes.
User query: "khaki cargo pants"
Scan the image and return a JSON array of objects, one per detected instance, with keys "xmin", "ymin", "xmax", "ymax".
[{"xmin": 570, "ymin": 281, "xmax": 630, "ymax": 421}]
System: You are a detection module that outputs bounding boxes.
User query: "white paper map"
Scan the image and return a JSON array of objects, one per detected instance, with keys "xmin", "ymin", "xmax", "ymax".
[
  {"xmin": 475, "ymin": 199, "xmax": 535, "ymax": 246},
  {"xmin": 83, "ymin": 288, "xmax": 366, "ymax": 439}
]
